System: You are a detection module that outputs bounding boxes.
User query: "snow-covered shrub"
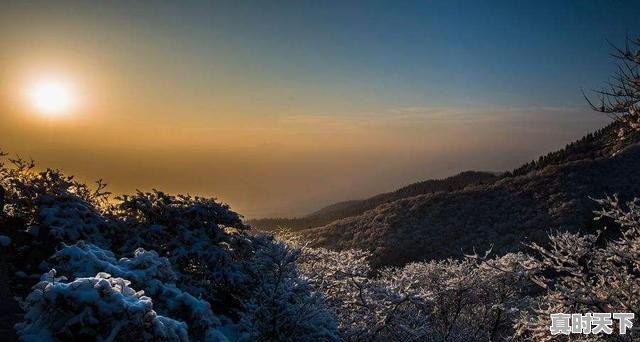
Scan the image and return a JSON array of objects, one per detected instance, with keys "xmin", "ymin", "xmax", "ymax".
[
  {"xmin": 50, "ymin": 241, "xmax": 176, "ymax": 284},
  {"xmin": 0, "ymin": 155, "xmax": 108, "ymax": 224},
  {"xmin": 238, "ymin": 236, "xmax": 339, "ymax": 341},
  {"xmin": 111, "ymin": 190, "xmax": 253, "ymax": 308},
  {"xmin": 0, "ymin": 193, "xmax": 117, "ymax": 297},
  {"xmin": 514, "ymin": 196, "xmax": 640, "ymax": 341},
  {"xmin": 16, "ymin": 270, "xmax": 189, "ymax": 342},
  {"xmin": 113, "ymin": 190, "xmax": 246, "ymax": 234},
  {"xmin": 38, "ymin": 194, "xmax": 110, "ymax": 246},
  {"xmin": 0, "ymin": 154, "xmax": 113, "ymax": 296},
  {"xmin": 49, "ymin": 241, "xmax": 224, "ymax": 341}
]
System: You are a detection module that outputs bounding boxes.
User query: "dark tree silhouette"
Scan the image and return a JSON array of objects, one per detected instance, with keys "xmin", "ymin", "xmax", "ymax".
[{"xmin": 586, "ymin": 37, "xmax": 640, "ymax": 137}]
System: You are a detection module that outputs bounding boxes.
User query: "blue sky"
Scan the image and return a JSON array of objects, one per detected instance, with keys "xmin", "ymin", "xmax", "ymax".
[{"xmin": 188, "ymin": 0, "xmax": 640, "ymax": 107}]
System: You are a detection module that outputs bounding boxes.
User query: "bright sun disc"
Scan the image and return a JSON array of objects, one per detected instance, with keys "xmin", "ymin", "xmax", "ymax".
[{"xmin": 28, "ymin": 81, "xmax": 75, "ymax": 115}]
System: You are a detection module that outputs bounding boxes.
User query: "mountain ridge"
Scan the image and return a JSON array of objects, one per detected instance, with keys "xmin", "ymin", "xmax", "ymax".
[
  {"xmin": 297, "ymin": 121, "xmax": 640, "ymax": 267},
  {"xmin": 248, "ymin": 170, "xmax": 499, "ymax": 231}
]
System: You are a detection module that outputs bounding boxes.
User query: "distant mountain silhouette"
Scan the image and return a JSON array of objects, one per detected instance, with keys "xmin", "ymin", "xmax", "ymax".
[
  {"xmin": 248, "ymin": 170, "xmax": 499, "ymax": 231},
  {"xmin": 256, "ymin": 121, "xmax": 640, "ymax": 267}
]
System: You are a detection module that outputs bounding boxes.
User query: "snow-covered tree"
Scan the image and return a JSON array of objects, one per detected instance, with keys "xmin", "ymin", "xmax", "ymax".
[
  {"xmin": 293, "ymin": 243, "xmax": 534, "ymax": 341},
  {"xmin": 514, "ymin": 196, "xmax": 640, "ymax": 341},
  {"xmin": 294, "ymin": 246, "xmax": 420, "ymax": 341},
  {"xmin": 238, "ymin": 236, "xmax": 339, "ymax": 341}
]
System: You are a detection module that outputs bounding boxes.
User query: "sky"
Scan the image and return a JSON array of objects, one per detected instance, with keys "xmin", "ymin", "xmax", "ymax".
[{"xmin": 0, "ymin": 0, "xmax": 638, "ymax": 218}]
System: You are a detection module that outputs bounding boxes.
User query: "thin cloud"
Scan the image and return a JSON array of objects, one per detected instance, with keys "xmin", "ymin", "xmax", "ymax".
[{"xmin": 276, "ymin": 105, "xmax": 595, "ymax": 130}]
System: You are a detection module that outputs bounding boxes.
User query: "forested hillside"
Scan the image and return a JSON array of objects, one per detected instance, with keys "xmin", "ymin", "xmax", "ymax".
[
  {"xmin": 298, "ymin": 121, "xmax": 640, "ymax": 267},
  {"xmin": 251, "ymin": 120, "xmax": 634, "ymax": 236},
  {"xmin": 248, "ymin": 171, "xmax": 498, "ymax": 231}
]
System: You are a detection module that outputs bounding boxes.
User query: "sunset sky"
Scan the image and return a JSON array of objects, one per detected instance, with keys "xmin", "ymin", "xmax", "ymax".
[{"xmin": 1, "ymin": 1, "xmax": 638, "ymax": 218}]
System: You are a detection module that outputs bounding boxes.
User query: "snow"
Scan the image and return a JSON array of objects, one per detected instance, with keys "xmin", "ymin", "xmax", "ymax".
[
  {"xmin": 16, "ymin": 271, "xmax": 189, "ymax": 342},
  {"xmin": 49, "ymin": 241, "xmax": 224, "ymax": 341},
  {"xmin": 37, "ymin": 195, "xmax": 108, "ymax": 246}
]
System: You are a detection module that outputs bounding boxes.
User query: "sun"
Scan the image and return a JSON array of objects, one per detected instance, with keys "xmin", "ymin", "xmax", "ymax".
[{"xmin": 28, "ymin": 80, "xmax": 75, "ymax": 116}]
